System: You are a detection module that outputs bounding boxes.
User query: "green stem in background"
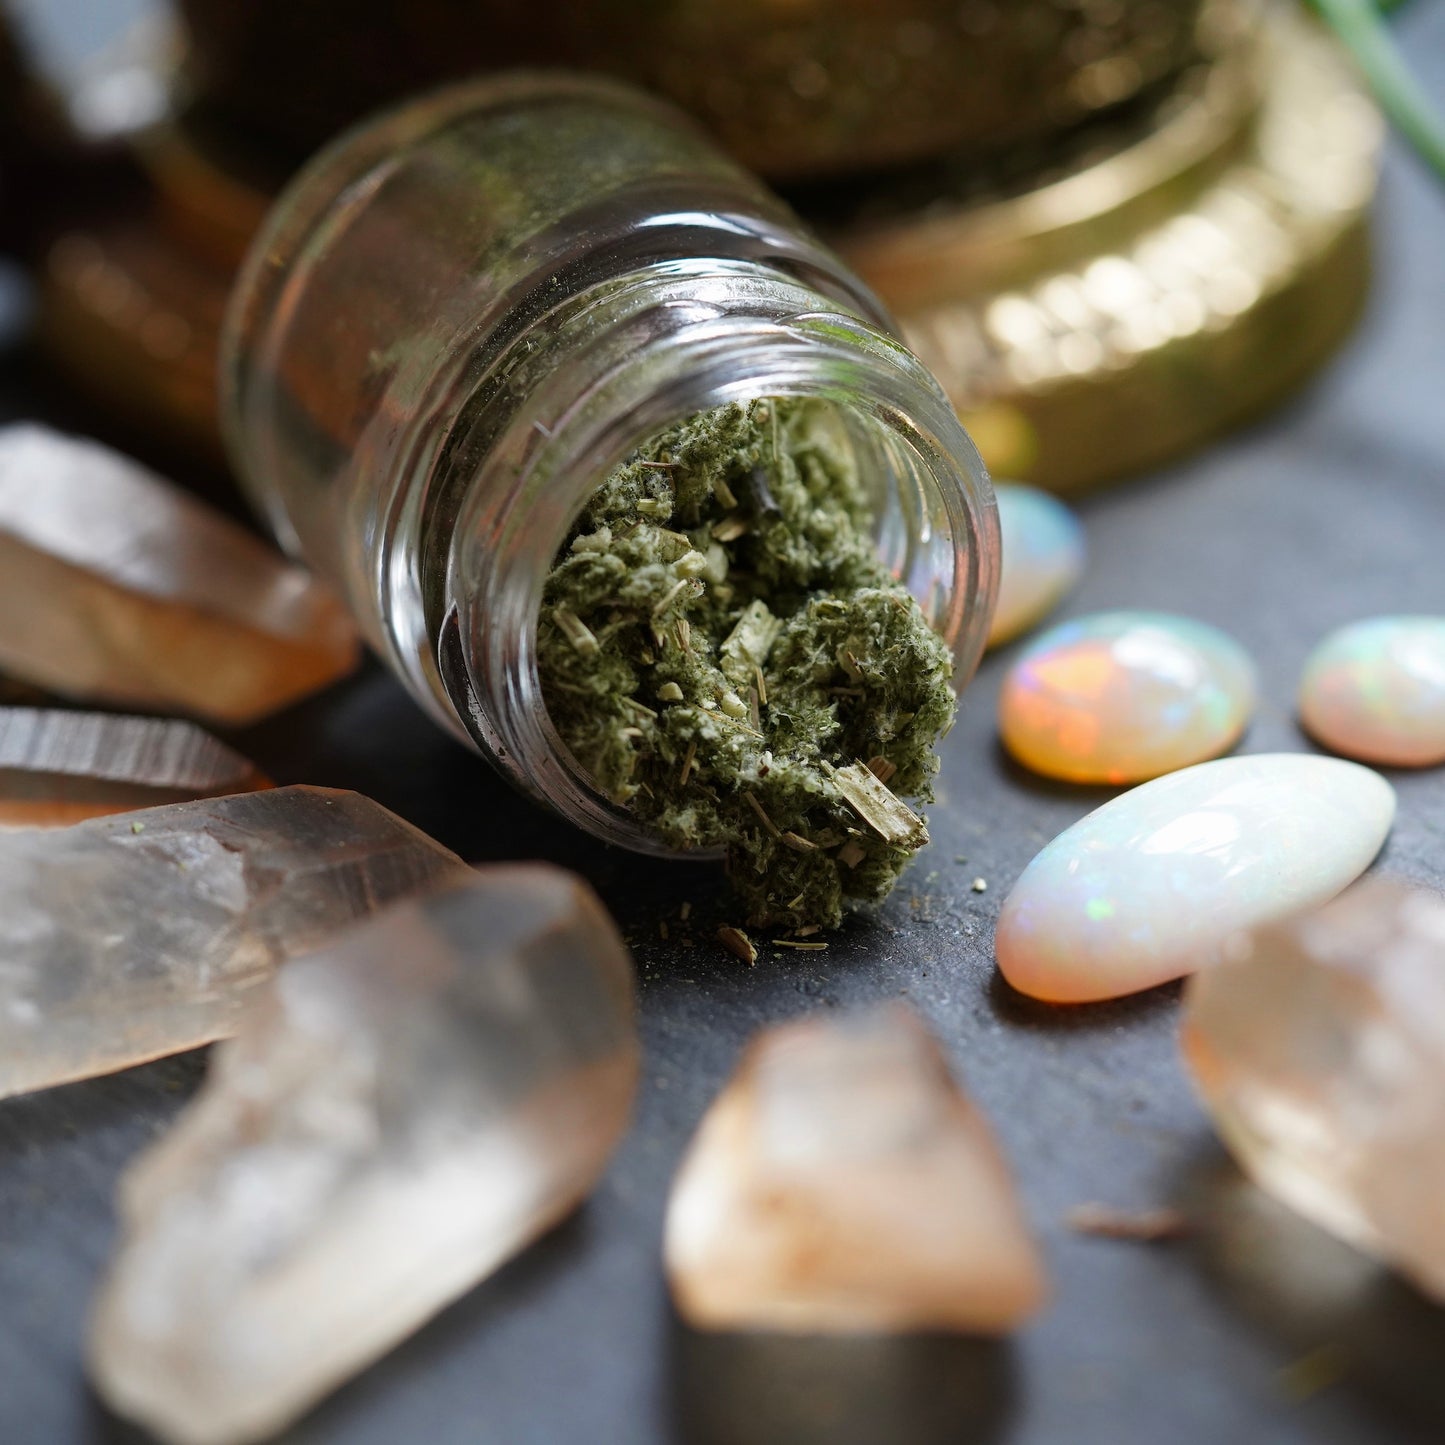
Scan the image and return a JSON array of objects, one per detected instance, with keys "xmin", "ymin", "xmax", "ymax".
[{"xmin": 1308, "ymin": 0, "xmax": 1445, "ymax": 184}]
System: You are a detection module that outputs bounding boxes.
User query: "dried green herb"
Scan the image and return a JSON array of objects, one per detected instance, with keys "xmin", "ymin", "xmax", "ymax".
[{"xmin": 537, "ymin": 398, "xmax": 955, "ymax": 932}]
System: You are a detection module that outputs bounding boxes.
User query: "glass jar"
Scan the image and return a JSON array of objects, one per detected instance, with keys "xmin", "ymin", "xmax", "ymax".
[{"xmin": 222, "ymin": 72, "xmax": 998, "ymax": 855}]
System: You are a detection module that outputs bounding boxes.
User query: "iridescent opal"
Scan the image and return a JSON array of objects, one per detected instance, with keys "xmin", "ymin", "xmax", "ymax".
[
  {"xmin": 995, "ymin": 754, "xmax": 1395, "ymax": 1003},
  {"xmin": 1299, "ymin": 616, "xmax": 1445, "ymax": 767},
  {"xmin": 987, "ymin": 484, "xmax": 1086, "ymax": 648},
  {"xmin": 999, "ymin": 611, "xmax": 1256, "ymax": 784}
]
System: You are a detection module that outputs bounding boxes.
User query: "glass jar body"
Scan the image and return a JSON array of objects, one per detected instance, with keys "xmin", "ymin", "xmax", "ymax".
[{"xmin": 223, "ymin": 73, "xmax": 998, "ymax": 853}]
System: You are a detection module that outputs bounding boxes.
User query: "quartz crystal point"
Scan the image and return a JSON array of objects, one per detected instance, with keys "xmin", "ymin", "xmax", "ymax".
[
  {"xmin": 0, "ymin": 786, "xmax": 470, "ymax": 1098},
  {"xmin": 665, "ymin": 1005, "xmax": 1046, "ymax": 1334},
  {"xmin": 1183, "ymin": 879, "xmax": 1445, "ymax": 1303},
  {"xmin": 0, "ymin": 425, "xmax": 359, "ymax": 723},
  {"xmin": 89, "ymin": 868, "xmax": 640, "ymax": 1445},
  {"xmin": 0, "ymin": 706, "xmax": 270, "ymax": 826}
]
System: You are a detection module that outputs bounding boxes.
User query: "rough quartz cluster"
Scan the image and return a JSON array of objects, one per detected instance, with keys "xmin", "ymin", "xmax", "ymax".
[
  {"xmin": 0, "ymin": 424, "xmax": 358, "ymax": 722},
  {"xmin": 89, "ymin": 867, "xmax": 639, "ymax": 1445},
  {"xmin": 665, "ymin": 1004, "xmax": 1046, "ymax": 1334},
  {"xmin": 1183, "ymin": 878, "xmax": 1445, "ymax": 1302},
  {"xmin": 0, "ymin": 706, "xmax": 269, "ymax": 826},
  {"xmin": 0, "ymin": 785, "xmax": 469, "ymax": 1098}
]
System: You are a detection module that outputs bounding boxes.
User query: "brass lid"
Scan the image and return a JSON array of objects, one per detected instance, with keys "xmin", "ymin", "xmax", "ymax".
[
  {"xmin": 832, "ymin": 2, "xmax": 1383, "ymax": 492},
  {"xmin": 174, "ymin": 0, "xmax": 1207, "ymax": 181}
]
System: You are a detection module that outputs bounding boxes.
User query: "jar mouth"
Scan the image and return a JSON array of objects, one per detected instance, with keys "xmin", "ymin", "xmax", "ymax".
[{"xmin": 445, "ymin": 269, "xmax": 998, "ymax": 856}]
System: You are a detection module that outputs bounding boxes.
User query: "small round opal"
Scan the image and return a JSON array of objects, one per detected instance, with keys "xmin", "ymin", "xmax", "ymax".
[
  {"xmin": 995, "ymin": 754, "xmax": 1396, "ymax": 1003},
  {"xmin": 999, "ymin": 611, "xmax": 1256, "ymax": 784},
  {"xmin": 1299, "ymin": 617, "xmax": 1445, "ymax": 767},
  {"xmin": 988, "ymin": 484, "xmax": 1086, "ymax": 648}
]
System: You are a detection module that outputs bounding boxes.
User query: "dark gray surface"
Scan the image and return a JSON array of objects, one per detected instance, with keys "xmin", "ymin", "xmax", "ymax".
[{"xmin": 4, "ymin": 12, "xmax": 1445, "ymax": 1443}]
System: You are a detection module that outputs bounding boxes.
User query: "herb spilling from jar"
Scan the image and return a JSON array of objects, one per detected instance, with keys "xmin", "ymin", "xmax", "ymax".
[{"xmin": 536, "ymin": 399, "xmax": 956, "ymax": 933}]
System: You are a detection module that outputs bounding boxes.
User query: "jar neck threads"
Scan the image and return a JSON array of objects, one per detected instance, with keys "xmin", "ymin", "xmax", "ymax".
[
  {"xmin": 416, "ymin": 259, "xmax": 996, "ymax": 849},
  {"xmin": 220, "ymin": 75, "xmax": 999, "ymax": 857}
]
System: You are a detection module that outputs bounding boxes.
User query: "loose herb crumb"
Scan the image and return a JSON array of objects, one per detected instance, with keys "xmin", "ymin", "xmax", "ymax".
[
  {"xmin": 1066, "ymin": 1204, "xmax": 1191, "ymax": 1242},
  {"xmin": 538, "ymin": 398, "xmax": 956, "ymax": 931},
  {"xmin": 717, "ymin": 925, "xmax": 758, "ymax": 965}
]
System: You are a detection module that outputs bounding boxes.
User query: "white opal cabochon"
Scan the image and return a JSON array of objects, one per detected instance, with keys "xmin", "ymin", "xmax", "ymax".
[
  {"xmin": 995, "ymin": 754, "xmax": 1396, "ymax": 1003},
  {"xmin": 1299, "ymin": 616, "xmax": 1445, "ymax": 767}
]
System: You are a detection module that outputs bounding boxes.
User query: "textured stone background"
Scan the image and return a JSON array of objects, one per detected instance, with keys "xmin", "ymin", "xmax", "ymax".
[{"xmin": 3, "ymin": 7, "xmax": 1445, "ymax": 1442}]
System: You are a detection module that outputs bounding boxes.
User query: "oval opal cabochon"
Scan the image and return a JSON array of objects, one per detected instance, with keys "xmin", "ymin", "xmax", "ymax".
[
  {"xmin": 995, "ymin": 753, "xmax": 1396, "ymax": 1004},
  {"xmin": 999, "ymin": 611, "xmax": 1257, "ymax": 785},
  {"xmin": 1299, "ymin": 616, "xmax": 1445, "ymax": 767},
  {"xmin": 988, "ymin": 485, "xmax": 1086, "ymax": 648}
]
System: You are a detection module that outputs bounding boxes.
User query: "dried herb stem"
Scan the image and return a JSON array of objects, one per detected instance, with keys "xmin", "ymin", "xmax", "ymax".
[{"xmin": 536, "ymin": 398, "xmax": 955, "ymax": 931}]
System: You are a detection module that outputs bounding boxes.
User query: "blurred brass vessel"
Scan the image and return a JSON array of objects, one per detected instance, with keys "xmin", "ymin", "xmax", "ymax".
[
  {"xmin": 41, "ymin": 0, "xmax": 1378, "ymax": 492},
  {"xmin": 833, "ymin": 1, "xmax": 1382, "ymax": 491},
  {"xmin": 177, "ymin": 0, "xmax": 1206, "ymax": 181}
]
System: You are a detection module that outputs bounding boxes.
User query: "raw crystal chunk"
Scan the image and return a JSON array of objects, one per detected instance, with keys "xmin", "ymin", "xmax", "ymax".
[
  {"xmin": 0, "ymin": 706, "xmax": 269, "ymax": 827},
  {"xmin": 0, "ymin": 786, "xmax": 469, "ymax": 1098},
  {"xmin": 665, "ymin": 1005, "xmax": 1046, "ymax": 1334},
  {"xmin": 0, "ymin": 425, "xmax": 359, "ymax": 723},
  {"xmin": 89, "ymin": 868, "xmax": 639, "ymax": 1445},
  {"xmin": 1183, "ymin": 879, "xmax": 1445, "ymax": 1302}
]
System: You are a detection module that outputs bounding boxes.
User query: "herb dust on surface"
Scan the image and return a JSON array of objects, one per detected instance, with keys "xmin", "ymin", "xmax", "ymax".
[{"xmin": 537, "ymin": 399, "xmax": 956, "ymax": 933}]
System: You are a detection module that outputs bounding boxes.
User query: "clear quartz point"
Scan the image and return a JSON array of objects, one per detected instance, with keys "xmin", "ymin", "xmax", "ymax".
[
  {"xmin": 0, "ymin": 425, "xmax": 359, "ymax": 723},
  {"xmin": 88, "ymin": 866, "xmax": 639, "ymax": 1445},
  {"xmin": 665, "ymin": 1004, "xmax": 1047, "ymax": 1334},
  {"xmin": 1183, "ymin": 878, "xmax": 1445, "ymax": 1301},
  {"xmin": 0, "ymin": 785, "xmax": 470, "ymax": 1098},
  {"xmin": 0, "ymin": 706, "xmax": 270, "ymax": 826}
]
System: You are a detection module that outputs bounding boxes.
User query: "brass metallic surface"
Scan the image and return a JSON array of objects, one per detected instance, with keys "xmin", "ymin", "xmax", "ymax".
[
  {"xmin": 41, "ymin": 2, "xmax": 1379, "ymax": 490},
  {"xmin": 176, "ymin": 0, "xmax": 1206, "ymax": 181},
  {"xmin": 834, "ymin": 3, "xmax": 1383, "ymax": 493}
]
